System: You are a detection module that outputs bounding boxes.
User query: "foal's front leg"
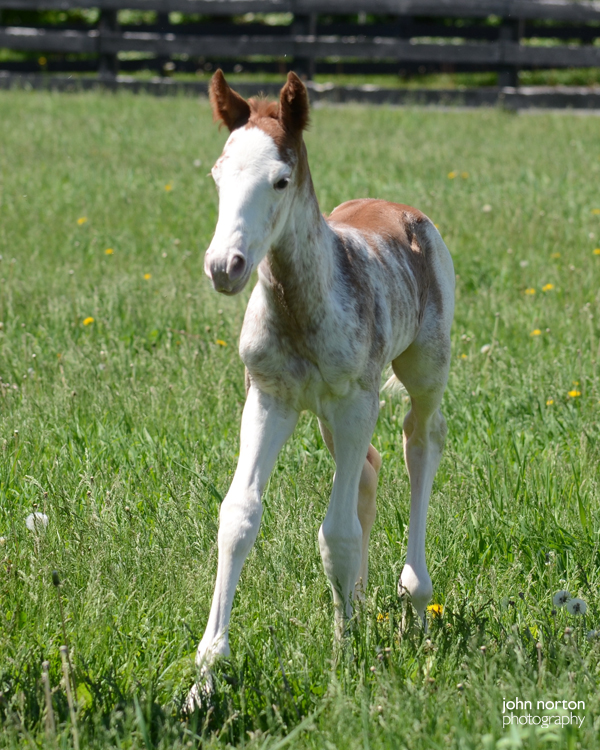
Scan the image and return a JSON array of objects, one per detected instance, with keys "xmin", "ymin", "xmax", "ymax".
[
  {"xmin": 189, "ymin": 386, "xmax": 297, "ymax": 701},
  {"xmin": 319, "ymin": 392, "xmax": 379, "ymax": 640}
]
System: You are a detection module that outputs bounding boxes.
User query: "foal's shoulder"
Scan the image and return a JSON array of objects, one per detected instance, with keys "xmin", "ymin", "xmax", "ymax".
[{"xmin": 326, "ymin": 199, "xmax": 431, "ymax": 244}]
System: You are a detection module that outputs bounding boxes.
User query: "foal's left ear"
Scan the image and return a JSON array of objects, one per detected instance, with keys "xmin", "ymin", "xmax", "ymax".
[
  {"xmin": 279, "ymin": 71, "xmax": 310, "ymax": 137},
  {"xmin": 209, "ymin": 69, "xmax": 251, "ymax": 132}
]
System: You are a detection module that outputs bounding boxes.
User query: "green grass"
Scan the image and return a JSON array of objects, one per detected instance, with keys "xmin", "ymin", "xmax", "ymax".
[{"xmin": 1, "ymin": 90, "xmax": 600, "ymax": 749}]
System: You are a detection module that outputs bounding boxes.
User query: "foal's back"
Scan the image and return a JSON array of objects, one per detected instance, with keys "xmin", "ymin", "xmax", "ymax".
[{"xmin": 326, "ymin": 197, "xmax": 454, "ymax": 364}]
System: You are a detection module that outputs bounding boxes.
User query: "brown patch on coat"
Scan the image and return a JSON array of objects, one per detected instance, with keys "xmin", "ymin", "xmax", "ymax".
[{"xmin": 328, "ymin": 199, "xmax": 443, "ymax": 322}]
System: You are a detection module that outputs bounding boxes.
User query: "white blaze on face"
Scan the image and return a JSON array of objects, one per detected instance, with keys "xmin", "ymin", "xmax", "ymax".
[{"xmin": 205, "ymin": 126, "xmax": 292, "ymax": 294}]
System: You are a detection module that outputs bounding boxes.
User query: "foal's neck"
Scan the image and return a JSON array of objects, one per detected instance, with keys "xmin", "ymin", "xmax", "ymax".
[{"xmin": 261, "ymin": 143, "xmax": 334, "ymax": 327}]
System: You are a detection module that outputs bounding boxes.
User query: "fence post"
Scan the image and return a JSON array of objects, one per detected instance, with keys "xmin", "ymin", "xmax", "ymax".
[
  {"xmin": 98, "ymin": 10, "xmax": 119, "ymax": 80},
  {"xmin": 292, "ymin": 12, "xmax": 317, "ymax": 80},
  {"xmin": 156, "ymin": 12, "xmax": 170, "ymax": 75},
  {"xmin": 498, "ymin": 19, "xmax": 520, "ymax": 88}
]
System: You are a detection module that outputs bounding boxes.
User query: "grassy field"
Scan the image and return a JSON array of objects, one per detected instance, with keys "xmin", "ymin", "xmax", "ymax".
[{"xmin": 0, "ymin": 90, "xmax": 599, "ymax": 749}]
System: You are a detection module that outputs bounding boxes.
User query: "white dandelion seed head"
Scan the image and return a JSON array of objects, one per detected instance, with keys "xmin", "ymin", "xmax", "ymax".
[
  {"xmin": 480, "ymin": 344, "xmax": 492, "ymax": 355},
  {"xmin": 553, "ymin": 590, "xmax": 571, "ymax": 607},
  {"xmin": 566, "ymin": 598, "xmax": 587, "ymax": 616},
  {"xmin": 25, "ymin": 512, "xmax": 49, "ymax": 532}
]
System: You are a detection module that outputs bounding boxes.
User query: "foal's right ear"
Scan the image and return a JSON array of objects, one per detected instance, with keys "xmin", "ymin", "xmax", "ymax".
[{"xmin": 209, "ymin": 70, "xmax": 251, "ymax": 132}]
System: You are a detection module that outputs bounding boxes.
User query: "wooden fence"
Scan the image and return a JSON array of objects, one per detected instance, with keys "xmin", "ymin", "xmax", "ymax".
[{"xmin": 1, "ymin": 0, "xmax": 600, "ymax": 89}]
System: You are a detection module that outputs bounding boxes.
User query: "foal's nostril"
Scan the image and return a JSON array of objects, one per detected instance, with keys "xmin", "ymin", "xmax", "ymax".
[{"xmin": 227, "ymin": 254, "xmax": 246, "ymax": 282}]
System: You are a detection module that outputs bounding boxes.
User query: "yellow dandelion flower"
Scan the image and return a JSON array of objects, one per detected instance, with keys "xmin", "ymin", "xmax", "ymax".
[
  {"xmin": 216, "ymin": 339, "xmax": 227, "ymax": 347},
  {"xmin": 105, "ymin": 248, "xmax": 114, "ymax": 255},
  {"xmin": 164, "ymin": 183, "xmax": 173, "ymax": 192},
  {"xmin": 77, "ymin": 217, "xmax": 88, "ymax": 225},
  {"xmin": 542, "ymin": 283, "xmax": 554, "ymax": 292},
  {"xmin": 525, "ymin": 288, "xmax": 536, "ymax": 295},
  {"xmin": 594, "ymin": 249, "xmax": 600, "ymax": 256},
  {"xmin": 144, "ymin": 273, "xmax": 151, "ymax": 280},
  {"xmin": 376, "ymin": 612, "xmax": 389, "ymax": 622},
  {"xmin": 434, "ymin": 224, "xmax": 440, "ymax": 229},
  {"xmin": 592, "ymin": 208, "xmax": 600, "ymax": 215},
  {"xmin": 461, "ymin": 171, "xmax": 469, "ymax": 179},
  {"xmin": 460, "ymin": 353, "xmax": 468, "ymax": 359},
  {"xmin": 551, "ymin": 252, "xmax": 561, "ymax": 259},
  {"xmin": 531, "ymin": 329, "xmax": 541, "ymax": 336},
  {"xmin": 447, "ymin": 171, "xmax": 457, "ymax": 179},
  {"xmin": 568, "ymin": 390, "xmax": 581, "ymax": 398},
  {"xmin": 83, "ymin": 317, "xmax": 94, "ymax": 326},
  {"xmin": 38, "ymin": 56, "xmax": 47, "ymax": 66},
  {"xmin": 427, "ymin": 603, "xmax": 444, "ymax": 617},
  {"xmin": 573, "ymin": 380, "xmax": 579, "ymax": 385},
  {"xmin": 546, "ymin": 399, "xmax": 554, "ymax": 406}
]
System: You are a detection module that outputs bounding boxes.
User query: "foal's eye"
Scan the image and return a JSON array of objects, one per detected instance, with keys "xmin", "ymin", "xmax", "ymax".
[{"xmin": 274, "ymin": 178, "xmax": 289, "ymax": 191}]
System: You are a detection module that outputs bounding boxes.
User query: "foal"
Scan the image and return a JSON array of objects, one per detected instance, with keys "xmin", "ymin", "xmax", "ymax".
[{"xmin": 193, "ymin": 70, "xmax": 454, "ymax": 700}]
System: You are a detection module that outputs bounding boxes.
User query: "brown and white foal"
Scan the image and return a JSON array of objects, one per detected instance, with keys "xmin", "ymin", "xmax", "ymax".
[{"xmin": 192, "ymin": 70, "xmax": 454, "ymax": 703}]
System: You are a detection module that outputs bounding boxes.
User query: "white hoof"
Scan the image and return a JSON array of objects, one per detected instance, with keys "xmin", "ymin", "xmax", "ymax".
[
  {"xmin": 183, "ymin": 667, "xmax": 215, "ymax": 714},
  {"xmin": 398, "ymin": 564, "xmax": 432, "ymax": 623}
]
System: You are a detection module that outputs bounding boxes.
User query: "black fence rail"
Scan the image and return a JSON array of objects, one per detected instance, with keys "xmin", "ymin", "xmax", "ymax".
[{"xmin": 1, "ymin": 0, "xmax": 599, "ymax": 91}]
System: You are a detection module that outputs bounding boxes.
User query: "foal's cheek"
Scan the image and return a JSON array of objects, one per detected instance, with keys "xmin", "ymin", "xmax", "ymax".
[
  {"xmin": 264, "ymin": 196, "xmax": 288, "ymax": 237},
  {"xmin": 265, "ymin": 204, "xmax": 278, "ymax": 233}
]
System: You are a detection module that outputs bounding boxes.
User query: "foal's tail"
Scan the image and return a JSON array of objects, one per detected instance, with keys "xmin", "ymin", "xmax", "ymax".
[{"xmin": 381, "ymin": 367, "xmax": 407, "ymax": 399}]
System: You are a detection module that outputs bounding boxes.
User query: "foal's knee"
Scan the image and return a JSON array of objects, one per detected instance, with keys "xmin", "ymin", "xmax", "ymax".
[{"xmin": 218, "ymin": 491, "xmax": 262, "ymax": 559}]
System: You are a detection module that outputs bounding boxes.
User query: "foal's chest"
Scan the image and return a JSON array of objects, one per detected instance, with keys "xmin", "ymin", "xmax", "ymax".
[{"xmin": 239, "ymin": 284, "xmax": 368, "ymax": 410}]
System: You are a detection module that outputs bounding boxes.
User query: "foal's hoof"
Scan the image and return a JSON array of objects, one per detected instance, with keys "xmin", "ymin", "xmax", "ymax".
[
  {"xmin": 183, "ymin": 668, "xmax": 215, "ymax": 714},
  {"xmin": 398, "ymin": 583, "xmax": 428, "ymax": 632},
  {"xmin": 398, "ymin": 566, "xmax": 432, "ymax": 628}
]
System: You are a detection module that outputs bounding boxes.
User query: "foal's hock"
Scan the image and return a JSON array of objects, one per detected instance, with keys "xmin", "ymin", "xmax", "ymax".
[{"xmin": 192, "ymin": 69, "xmax": 454, "ymax": 702}]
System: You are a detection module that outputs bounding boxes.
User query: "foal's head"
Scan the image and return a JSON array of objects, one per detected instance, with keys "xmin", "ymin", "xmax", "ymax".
[{"xmin": 204, "ymin": 70, "xmax": 310, "ymax": 295}]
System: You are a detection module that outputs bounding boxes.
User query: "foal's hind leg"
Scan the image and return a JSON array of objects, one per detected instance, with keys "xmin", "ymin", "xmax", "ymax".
[
  {"xmin": 319, "ymin": 422, "xmax": 381, "ymax": 599},
  {"xmin": 392, "ymin": 335, "xmax": 450, "ymax": 623}
]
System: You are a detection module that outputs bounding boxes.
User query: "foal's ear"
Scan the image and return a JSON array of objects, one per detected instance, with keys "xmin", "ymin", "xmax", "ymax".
[
  {"xmin": 209, "ymin": 69, "xmax": 251, "ymax": 132},
  {"xmin": 279, "ymin": 71, "xmax": 310, "ymax": 137}
]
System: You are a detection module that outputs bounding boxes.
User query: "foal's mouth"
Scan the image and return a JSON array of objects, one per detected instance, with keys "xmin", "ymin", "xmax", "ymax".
[{"xmin": 212, "ymin": 266, "xmax": 252, "ymax": 296}]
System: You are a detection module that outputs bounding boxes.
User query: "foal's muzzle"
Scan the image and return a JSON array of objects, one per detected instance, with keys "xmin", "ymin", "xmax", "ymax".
[{"xmin": 205, "ymin": 251, "xmax": 250, "ymax": 295}]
